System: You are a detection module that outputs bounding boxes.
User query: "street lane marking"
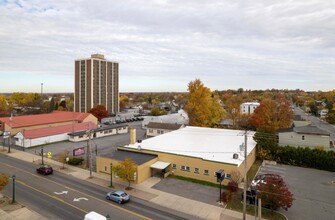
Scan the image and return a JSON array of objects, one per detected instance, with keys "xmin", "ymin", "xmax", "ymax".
[
  {"xmin": 73, "ymin": 197, "xmax": 89, "ymax": 202},
  {"xmin": 54, "ymin": 191, "xmax": 68, "ymax": 195},
  {"xmin": 17, "ymin": 180, "xmax": 87, "ymax": 214},
  {"xmin": 0, "ymin": 161, "xmax": 151, "ymax": 220}
]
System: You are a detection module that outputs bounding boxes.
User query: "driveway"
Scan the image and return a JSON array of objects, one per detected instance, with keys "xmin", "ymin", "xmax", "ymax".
[{"xmin": 258, "ymin": 163, "xmax": 335, "ymax": 220}]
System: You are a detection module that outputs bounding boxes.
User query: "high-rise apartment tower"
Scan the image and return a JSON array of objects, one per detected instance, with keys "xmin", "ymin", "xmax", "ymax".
[{"xmin": 74, "ymin": 54, "xmax": 119, "ymax": 114}]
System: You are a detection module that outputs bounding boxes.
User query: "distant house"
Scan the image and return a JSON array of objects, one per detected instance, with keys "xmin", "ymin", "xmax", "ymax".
[
  {"xmin": 278, "ymin": 125, "xmax": 331, "ymax": 149},
  {"xmin": 146, "ymin": 122, "xmax": 184, "ymax": 137},
  {"xmin": 14, "ymin": 122, "xmax": 97, "ymax": 148},
  {"xmin": 240, "ymin": 102, "xmax": 260, "ymax": 115},
  {"xmin": 142, "ymin": 109, "xmax": 189, "ymax": 129}
]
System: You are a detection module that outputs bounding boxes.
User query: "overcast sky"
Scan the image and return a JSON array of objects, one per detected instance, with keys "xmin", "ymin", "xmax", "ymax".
[{"xmin": 0, "ymin": 0, "xmax": 334, "ymax": 93}]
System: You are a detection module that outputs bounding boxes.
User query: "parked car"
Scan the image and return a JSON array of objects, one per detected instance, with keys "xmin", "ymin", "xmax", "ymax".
[
  {"xmin": 106, "ymin": 190, "xmax": 130, "ymax": 204},
  {"xmin": 36, "ymin": 165, "xmax": 53, "ymax": 175},
  {"xmin": 241, "ymin": 189, "xmax": 257, "ymax": 204},
  {"xmin": 251, "ymin": 173, "xmax": 283, "ymax": 189}
]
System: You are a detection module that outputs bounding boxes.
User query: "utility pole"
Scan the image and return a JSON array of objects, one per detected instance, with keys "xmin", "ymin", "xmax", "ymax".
[
  {"xmin": 8, "ymin": 113, "xmax": 12, "ymax": 153},
  {"xmin": 86, "ymin": 128, "xmax": 93, "ymax": 178},
  {"xmin": 243, "ymin": 130, "xmax": 248, "ymax": 220}
]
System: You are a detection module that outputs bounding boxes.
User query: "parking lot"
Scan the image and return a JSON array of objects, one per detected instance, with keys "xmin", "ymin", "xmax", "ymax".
[{"xmin": 257, "ymin": 163, "xmax": 335, "ymax": 220}]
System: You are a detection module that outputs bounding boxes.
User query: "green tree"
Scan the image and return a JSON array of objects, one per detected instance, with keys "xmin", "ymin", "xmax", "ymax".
[
  {"xmin": 112, "ymin": 158, "xmax": 137, "ymax": 190},
  {"xmin": 0, "ymin": 173, "xmax": 9, "ymax": 191},
  {"xmin": 184, "ymin": 79, "xmax": 225, "ymax": 127},
  {"xmin": 88, "ymin": 105, "xmax": 109, "ymax": 122},
  {"xmin": 150, "ymin": 107, "xmax": 167, "ymax": 116},
  {"xmin": 308, "ymin": 102, "xmax": 318, "ymax": 116},
  {"xmin": 326, "ymin": 112, "xmax": 335, "ymax": 124}
]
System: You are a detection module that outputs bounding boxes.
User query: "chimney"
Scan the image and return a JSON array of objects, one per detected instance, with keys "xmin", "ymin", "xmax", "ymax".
[{"xmin": 130, "ymin": 128, "xmax": 136, "ymax": 145}]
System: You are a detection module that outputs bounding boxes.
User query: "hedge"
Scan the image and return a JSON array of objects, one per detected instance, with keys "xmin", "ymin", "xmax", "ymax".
[{"xmin": 261, "ymin": 145, "xmax": 335, "ymax": 172}]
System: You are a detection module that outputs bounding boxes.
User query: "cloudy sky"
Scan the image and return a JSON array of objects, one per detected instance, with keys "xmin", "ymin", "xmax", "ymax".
[{"xmin": 0, "ymin": 0, "xmax": 334, "ymax": 93}]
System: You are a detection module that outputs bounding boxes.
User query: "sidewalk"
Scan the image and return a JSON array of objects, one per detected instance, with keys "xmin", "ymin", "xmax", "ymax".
[{"xmin": 0, "ymin": 147, "xmax": 256, "ymax": 220}]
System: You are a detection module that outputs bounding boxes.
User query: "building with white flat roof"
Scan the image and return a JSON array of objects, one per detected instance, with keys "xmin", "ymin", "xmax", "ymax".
[{"xmin": 96, "ymin": 126, "xmax": 257, "ymax": 185}]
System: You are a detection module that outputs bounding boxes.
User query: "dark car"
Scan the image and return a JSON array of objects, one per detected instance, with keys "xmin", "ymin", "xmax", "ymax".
[
  {"xmin": 106, "ymin": 190, "xmax": 130, "ymax": 204},
  {"xmin": 241, "ymin": 189, "xmax": 257, "ymax": 205},
  {"xmin": 36, "ymin": 165, "xmax": 53, "ymax": 175}
]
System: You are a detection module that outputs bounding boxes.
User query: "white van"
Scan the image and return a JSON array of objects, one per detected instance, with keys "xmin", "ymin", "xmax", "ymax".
[{"xmin": 84, "ymin": 211, "xmax": 108, "ymax": 220}]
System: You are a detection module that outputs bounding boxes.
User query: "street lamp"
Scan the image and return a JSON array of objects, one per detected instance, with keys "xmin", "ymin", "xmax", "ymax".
[
  {"xmin": 12, "ymin": 174, "xmax": 16, "ymax": 204},
  {"xmin": 110, "ymin": 163, "xmax": 113, "ymax": 188}
]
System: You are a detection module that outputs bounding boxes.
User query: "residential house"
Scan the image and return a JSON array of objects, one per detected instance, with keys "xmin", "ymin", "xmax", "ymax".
[
  {"xmin": 142, "ymin": 109, "xmax": 188, "ymax": 129},
  {"xmin": 240, "ymin": 102, "xmax": 260, "ymax": 115},
  {"xmin": 146, "ymin": 122, "xmax": 184, "ymax": 137},
  {"xmin": 278, "ymin": 125, "xmax": 331, "ymax": 149}
]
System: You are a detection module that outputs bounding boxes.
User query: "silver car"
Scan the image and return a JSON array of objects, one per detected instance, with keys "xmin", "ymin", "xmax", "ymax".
[{"xmin": 106, "ymin": 190, "xmax": 130, "ymax": 204}]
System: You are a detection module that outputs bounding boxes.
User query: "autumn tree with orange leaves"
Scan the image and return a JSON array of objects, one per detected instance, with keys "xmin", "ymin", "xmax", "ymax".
[{"xmin": 250, "ymin": 94, "xmax": 293, "ymax": 132}]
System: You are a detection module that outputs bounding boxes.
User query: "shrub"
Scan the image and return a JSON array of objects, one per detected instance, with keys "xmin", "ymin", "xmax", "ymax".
[
  {"xmin": 227, "ymin": 181, "xmax": 239, "ymax": 193},
  {"xmin": 68, "ymin": 157, "xmax": 84, "ymax": 166},
  {"xmin": 220, "ymin": 191, "xmax": 232, "ymax": 203}
]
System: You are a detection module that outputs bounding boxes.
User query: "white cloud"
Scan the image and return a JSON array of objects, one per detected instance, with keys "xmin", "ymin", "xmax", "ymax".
[{"xmin": 0, "ymin": 0, "xmax": 334, "ymax": 93}]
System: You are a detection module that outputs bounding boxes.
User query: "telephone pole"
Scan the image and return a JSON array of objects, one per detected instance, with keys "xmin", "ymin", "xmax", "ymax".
[{"xmin": 243, "ymin": 130, "xmax": 248, "ymax": 220}]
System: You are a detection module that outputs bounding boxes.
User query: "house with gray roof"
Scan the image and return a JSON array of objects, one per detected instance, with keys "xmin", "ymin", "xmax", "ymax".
[
  {"xmin": 278, "ymin": 125, "xmax": 331, "ymax": 149},
  {"xmin": 146, "ymin": 122, "xmax": 184, "ymax": 137}
]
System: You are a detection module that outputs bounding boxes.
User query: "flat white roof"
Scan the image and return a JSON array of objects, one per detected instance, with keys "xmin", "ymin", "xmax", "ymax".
[{"xmin": 126, "ymin": 126, "xmax": 256, "ymax": 166}]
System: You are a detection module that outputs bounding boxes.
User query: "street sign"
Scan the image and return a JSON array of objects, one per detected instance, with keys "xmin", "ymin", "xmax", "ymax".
[{"xmin": 47, "ymin": 151, "xmax": 52, "ymax": 159}]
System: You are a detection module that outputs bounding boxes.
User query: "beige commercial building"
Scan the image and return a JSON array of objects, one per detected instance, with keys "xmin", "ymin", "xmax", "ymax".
[
  {"xmin": 96, "ymin": 127, "xmax": 257, "ymax": 185},
  {"xmin": 74, "ymin": 54, "xmax": 119, "ymax": 114}
]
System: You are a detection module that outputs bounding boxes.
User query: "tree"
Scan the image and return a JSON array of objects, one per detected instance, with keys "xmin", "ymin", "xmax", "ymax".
[
  {"xmin": 59, "ymin": 100, "xmax": 67, "ymax": 110},
  {"xmin": 225, "ymin": 95, "xmax": 242, "ymax": 128},
  {"xmin": 250, "ymin": 95, "xmax": 293, "ymax": 132},
  {"xmin": 184, "ymin": 79, "xmax": 225, "ymax": 127},
  {"xmin": 208, "ymin": 93, "xmax": 226, "ymax": 127},
  {"xmin": 256, "ymin": 175, "xmax": 293, "ymax": 212},
  {"xmin": 0, "ymin": 173, "xmax": 9, "ymax": 191},
  {"xmin": 308, "ymin": 102, "xmax": 318, "ymax": 116},
  {"xmin": 112, "ymin": 158, "xmax": 137, "ymax": 190},
  {"xmin": 150, "ymin": 107, "xmax": 167, "ymax": 116},
  {"xmin": 57, "ymin": 149, "xmax": 70, "ymax": 169},
  {"xmin": 326, "ymin": 112, "xmax": 335, "ymax": 124},
  {"xmin": 88, "ymin": 105, "xmax": 109, "ymax": 122}
]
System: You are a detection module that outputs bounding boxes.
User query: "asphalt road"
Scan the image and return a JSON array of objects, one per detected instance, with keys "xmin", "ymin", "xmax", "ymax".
[
  {"xmin": 0, "ymin": 153, "xmax": 193, "ymax": 220},
  {"xmin": 294, "ymin": 107, "xmax": 335, "ymax": 143}
]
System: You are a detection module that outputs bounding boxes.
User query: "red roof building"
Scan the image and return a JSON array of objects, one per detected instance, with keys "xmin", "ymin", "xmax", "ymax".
[{"xmin": 0, "ymin": 111, "xmax": 98, "ymax": 135}]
